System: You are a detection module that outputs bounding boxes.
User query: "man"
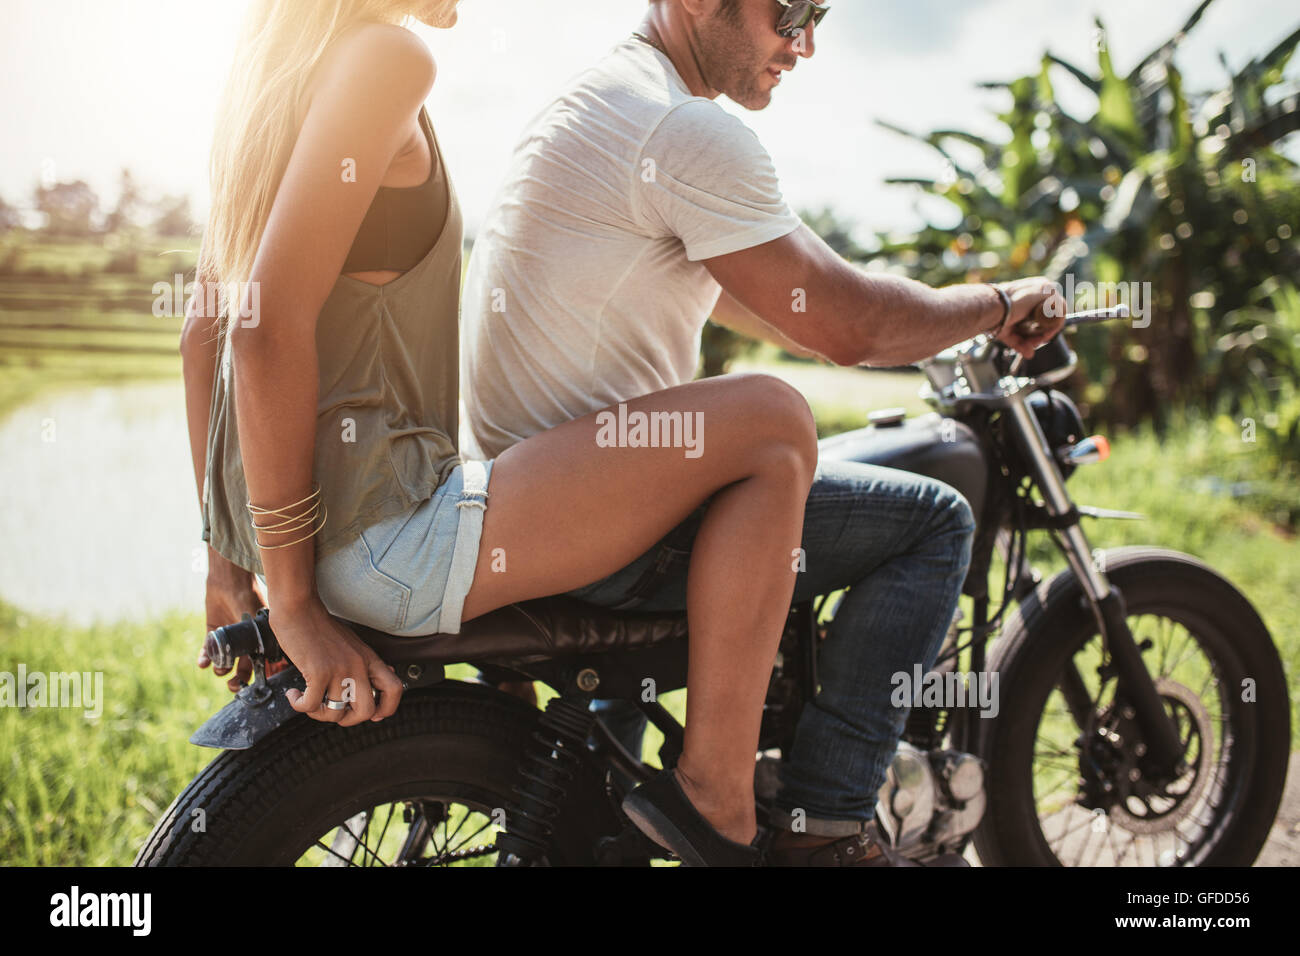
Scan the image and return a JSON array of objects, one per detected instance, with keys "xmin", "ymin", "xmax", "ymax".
[{"xmin": 462, "ymin": 0, "xmax": 1065, "ymax": 865}]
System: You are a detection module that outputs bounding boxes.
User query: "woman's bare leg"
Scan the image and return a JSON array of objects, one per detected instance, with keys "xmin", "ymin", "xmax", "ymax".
[{"xmin": 459, "ymin": 373, "xmax": 817, "ymax": 843}]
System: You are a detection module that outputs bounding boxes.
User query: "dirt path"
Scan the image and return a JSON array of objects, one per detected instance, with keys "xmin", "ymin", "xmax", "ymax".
[{"xmin": 1257, "ymin": 751, "xmax": 1299, "ymax": 866}]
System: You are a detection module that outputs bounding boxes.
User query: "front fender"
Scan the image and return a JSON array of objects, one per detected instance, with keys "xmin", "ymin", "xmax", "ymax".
[{"xmin": 190, "ymin": 666, "xmax": 307, "ymax": 750}]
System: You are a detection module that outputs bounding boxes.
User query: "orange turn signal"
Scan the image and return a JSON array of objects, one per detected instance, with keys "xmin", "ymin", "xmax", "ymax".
[{"xmin": 1058, "ymin": 435, "xmax": 1111, "ymax": 467}]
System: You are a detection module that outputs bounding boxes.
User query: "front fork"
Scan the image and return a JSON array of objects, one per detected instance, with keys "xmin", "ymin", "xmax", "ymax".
[{"xmin": 1005, "ymin": 397, "xmax": 1187, "ymax": 779}]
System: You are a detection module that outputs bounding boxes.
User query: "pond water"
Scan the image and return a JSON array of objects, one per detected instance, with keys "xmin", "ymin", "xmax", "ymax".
[{"xmin": 0, "ymin": 380, "xmax": 205, "ymax": 626}]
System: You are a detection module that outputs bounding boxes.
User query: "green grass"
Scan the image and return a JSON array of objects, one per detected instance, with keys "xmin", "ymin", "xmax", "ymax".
[
  {"xmin": 1032, "ymin": 420, "xmax": 1299, "ymax": 727},
  {"xmin": 0, "ymin": 601, "xmax": 216, "ymax": 865},
  {"xmin": 0, "ymin": 232, "xmax": 198, "ymax": 279}
]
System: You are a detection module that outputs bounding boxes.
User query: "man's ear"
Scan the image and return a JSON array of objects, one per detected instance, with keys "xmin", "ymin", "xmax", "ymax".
[{"xmin": 678, "ymin": 0, "xmax": 714, "ymax": 18}]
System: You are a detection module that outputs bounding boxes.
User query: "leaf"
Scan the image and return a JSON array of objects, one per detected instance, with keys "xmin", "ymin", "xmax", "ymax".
[
  {"xmin": 1167, "ymin": 65, "xmax": 1195, "ymax": 158},
  {"xmin": 1045, "ymin": 52, "xmax": 1100, "ymax": 94},
  {"xmin": 929, "ymin": 129, "xmax": 999, "ymax": 152},
  {"xmin": 1096, "ymin": 18, "xmax": 1141, "ymax": 143},
  {"xmin": 883, "ymin": 177, "xmax": 941, "ymax": 188},
  {"xmin": 1099, "ymin": 168, "xmax": 1152, "ymax": 233},
  {"xmin": 1252, "ymin": 23, "xmax": 1300, "ymax": 81},
  {"xmin": 1127, "ymin": 0, "xmax": 1217, "ymax": 80},
  {"xmin": 1218, "ymin": 99, "xmax": 1300, "ymax": 160}
]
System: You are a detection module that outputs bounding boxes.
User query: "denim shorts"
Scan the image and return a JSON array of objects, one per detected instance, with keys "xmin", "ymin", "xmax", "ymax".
[{"xmin": 315, "ymin": 459, "xmax": 493, "ymax": 636}]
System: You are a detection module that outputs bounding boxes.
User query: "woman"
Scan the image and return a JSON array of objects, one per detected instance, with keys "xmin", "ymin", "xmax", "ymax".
[{"xmin": 183, "ymin": 0, "xmax": 817, "ymax": 866}]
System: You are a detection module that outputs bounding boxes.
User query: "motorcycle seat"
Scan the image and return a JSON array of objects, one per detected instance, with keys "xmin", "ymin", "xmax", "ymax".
[
  {"xmin": 195, "ymin": 597, "xmax": 689, "ymax": 750},
  {"xmin": 340, "ymin": 595, "xmax": 689, "ymax": 671}
]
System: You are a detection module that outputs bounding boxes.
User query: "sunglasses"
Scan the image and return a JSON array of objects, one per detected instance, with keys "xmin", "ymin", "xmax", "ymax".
[{"xmin": 775, "ymin": 0, "xmax": 830, "ymax": 38}]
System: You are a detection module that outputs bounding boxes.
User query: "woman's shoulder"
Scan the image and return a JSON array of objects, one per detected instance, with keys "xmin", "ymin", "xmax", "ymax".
[
  {"xmin": 332, "ymin": 22, "xmax": 436, "ymax": 80},
  {"xmin": 305, "ymin": 22, "xmax": 436, "ymax": 112}
]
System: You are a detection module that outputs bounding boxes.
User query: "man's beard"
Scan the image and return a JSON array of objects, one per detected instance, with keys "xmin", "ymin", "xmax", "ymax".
[{"xmin": 694, "ymin": 11, "xmax": 771, "ymax": 110}]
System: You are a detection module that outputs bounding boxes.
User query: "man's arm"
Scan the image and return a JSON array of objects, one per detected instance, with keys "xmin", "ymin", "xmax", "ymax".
[
  {"xmin": 703, "ymin": 223, "xmax": 1066, "ymax": 366},
  {"xmin": 708, "ymin": 288, "xmax": 827, "ymax": 361}
]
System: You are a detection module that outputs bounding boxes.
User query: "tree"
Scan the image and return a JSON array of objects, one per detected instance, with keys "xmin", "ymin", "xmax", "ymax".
[
  {"xmin": 33, "ymin": 179, "xmax": 99, "ymax": 235},
  {"xmin": 0, "ymin": 193, "xmax": 21, "ymax": 232},
  {"xmin": 103, "ymin": 168, "xmax": 144, "ymax": 234},
  {"xmin": 870, "ymin": 0, "xmax": 1300, "ymax": 455},
  {"xmin": 151, "ymin": 193, "xmax": 194, "ymax": 237}
]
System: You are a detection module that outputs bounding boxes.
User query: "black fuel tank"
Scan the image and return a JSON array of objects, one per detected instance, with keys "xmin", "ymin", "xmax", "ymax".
[{"xmin": 818, "ymin": 413, "xmax": 989, "ymax": 521}]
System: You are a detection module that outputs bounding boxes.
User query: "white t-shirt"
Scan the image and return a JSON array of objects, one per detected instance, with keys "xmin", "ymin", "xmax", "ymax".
[{"xmin": 461, "ymin": 38, "xmax": 802, "ymax": 457}]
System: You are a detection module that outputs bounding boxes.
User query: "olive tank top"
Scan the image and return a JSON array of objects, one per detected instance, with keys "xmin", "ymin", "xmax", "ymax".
[
  {"xmin": 200, "ymin": 111, "xmax": 464, "ymax": 578},
  {"xmin": 341, "ymin": 106, "xmax": 445, "ymax": 274}
]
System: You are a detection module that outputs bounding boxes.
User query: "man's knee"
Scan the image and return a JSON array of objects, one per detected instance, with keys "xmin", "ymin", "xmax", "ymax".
[
  {"xmin": 931, "ymin": 484, "xmax": 976, "ymax": 587},
  {"xmin": 921, "ymin": 479, "xmax": 976, "ymax": 559},
  {"xmin": 939, "ymin": 484, "xmax": 976, "ymax": 538}
]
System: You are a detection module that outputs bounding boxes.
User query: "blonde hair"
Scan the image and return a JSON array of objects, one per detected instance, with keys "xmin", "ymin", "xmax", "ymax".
[{"xmin": 200, "ymin": 0, "xmax": 418, "ymax": 318}]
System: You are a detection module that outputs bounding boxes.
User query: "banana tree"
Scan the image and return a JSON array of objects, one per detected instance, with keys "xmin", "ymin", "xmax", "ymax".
[{"xmin": 871, "ymin": 0, "xmax": 1300, "ymax": 456}]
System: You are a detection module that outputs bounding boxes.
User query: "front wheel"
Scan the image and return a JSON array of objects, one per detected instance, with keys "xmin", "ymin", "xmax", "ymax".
[
  {"xmin": 134, "ymin": 681, "xmax": 618, "ymax": 866},
  {"xmin": 975, "ymin": 547, "xmax": 1290, "ymax": 866}
]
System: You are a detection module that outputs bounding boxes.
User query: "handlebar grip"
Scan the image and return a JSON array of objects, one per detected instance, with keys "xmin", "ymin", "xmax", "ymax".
[
  {"xmin": 1013, "ymin": 316, "xmax": 1047, "ymax": 337},
  {"xmin": 203, "ymin": 608, "xmax": 281, "ymax": 670},
  {"xmin": 1010, "ymin": 305, "xmax": 1131, "ymax": 339},
  {"xmin": 1067, "ymin": 305, "xmax": 1130, "ymax": 325}
]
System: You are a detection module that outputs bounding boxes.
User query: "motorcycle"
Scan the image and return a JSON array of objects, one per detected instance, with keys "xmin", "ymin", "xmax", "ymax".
[{"xmin": 135, "ymin": 308, "xmax": 1290, "ymax": 866}]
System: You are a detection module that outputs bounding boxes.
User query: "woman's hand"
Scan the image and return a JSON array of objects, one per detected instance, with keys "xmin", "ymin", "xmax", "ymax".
[
  {"xmin": 198, "ymin": 547, "xmax": 278, "ymax": 692},
  {"xmin": 272, "ymin": 596, "xmax": 404, "ymax": 726}
]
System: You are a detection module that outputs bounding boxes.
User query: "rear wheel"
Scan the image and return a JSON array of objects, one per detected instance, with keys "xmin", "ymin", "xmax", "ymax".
[
  {"xmin": 975, "ymin": 548, "xmax": 1290, "ymax": 866},
  {"xmin": 134, "ymin": 682, "xmax": 618, "ymax": 866}
]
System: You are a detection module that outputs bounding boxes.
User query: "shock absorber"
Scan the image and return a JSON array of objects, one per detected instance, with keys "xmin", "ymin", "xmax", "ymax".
[{"xmin": 495, "ymin": 693, "xmax": 596, "ymax": 865}]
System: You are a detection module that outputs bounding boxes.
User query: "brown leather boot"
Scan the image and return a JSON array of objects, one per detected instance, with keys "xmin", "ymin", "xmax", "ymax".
[{"xmin": 766, "ymin": 821, "xmax": 969, "ymax": 867}]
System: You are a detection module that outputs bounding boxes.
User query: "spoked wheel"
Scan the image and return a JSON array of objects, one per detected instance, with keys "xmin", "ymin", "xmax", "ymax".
[
  {"xmin": 135, "ymin": 682, "xmax": 619, "ymax": 867},
  {"xmin": 1032, "ymin": 623, "xmax": 1227, "ymax": 866},
  {"xmin": 304, "ymin": 798, "xmax": 503, "ymax": 867},
  {"xmin": 976, "ymin": 548, "xmax": 1290, "ymax": 867}
]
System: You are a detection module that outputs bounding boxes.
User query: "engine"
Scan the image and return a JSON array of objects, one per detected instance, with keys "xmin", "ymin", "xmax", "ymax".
[{"xmin": 875, "ymin": 743, "xmax": 986, "ymax": 862}]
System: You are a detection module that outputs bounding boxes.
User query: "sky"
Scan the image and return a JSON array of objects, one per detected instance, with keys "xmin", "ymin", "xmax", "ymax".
[{"xmin": 2, "ymin": 0, "xmax": 1297, "ymax": 242}]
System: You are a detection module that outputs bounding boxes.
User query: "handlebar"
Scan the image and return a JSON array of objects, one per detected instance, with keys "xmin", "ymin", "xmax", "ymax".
[
  {"xmin": 204, "ymin": 608, "xmax": 281, "ymax": 670},
  {"xmin": 1013, "ymin": 304, "xmax": 1131, "ymax": 338}
]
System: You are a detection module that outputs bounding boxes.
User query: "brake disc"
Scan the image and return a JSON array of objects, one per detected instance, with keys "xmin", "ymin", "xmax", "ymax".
[{"xmin": 1108, "ymin": 677, "xmax": 1216, "ymax": 835}]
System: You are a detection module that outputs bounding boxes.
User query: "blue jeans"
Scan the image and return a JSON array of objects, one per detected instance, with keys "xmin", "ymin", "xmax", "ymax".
[{"xmin": 567, "ymin": 458, "xmax": 975, "ymax": 835}]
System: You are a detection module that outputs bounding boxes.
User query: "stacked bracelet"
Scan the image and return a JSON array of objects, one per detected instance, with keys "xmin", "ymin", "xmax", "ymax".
[
  {"xmin": 248, "ymin": 482, "xmax": 328, "ymax": 551},
  {"xmin": 986, "ymin": 283, "xmax": 1013, "ymax": 337}
]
